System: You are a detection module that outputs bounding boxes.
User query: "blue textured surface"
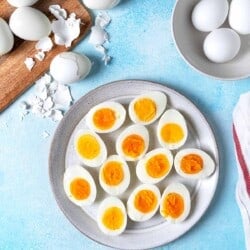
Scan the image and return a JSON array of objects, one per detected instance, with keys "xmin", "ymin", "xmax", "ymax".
[{"xmin": 0, "ymin": 0, "xmax": 248, "ymax": 249}]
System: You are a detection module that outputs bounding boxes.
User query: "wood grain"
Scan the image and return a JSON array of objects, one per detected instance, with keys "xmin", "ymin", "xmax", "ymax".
[{"xmin": 0, "ymin": 0, "xmax": 92, "ymax": 112}]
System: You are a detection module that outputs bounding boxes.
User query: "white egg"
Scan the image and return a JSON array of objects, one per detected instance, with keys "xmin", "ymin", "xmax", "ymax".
[
  {"xmin": 99, "ymin": 155, "xmax": 130, "ymax": 196},
  {"xmin": 127, "ymin": 184, "xmax": 160, "ymax": 222},
  {"xmin": 7, "ymin": 0, "xmax": 39, "ymax": 7},
  {"xmin": 86, "ymin": 101, "xmax": 126, "ymax": 133},
  {"xmin": 229, "ymin": 0, "xmax": 250, "ymax": 35},
  {"xmin": 192, "ymin": 0, "xmax": 229, "ymax": 32},
  {"xmin": 83, "ymin": 0, "xmax": 120, "ymax": 10},
  {"xmin": 97, "ymin": 197, "xmax": 127, "ymax": 236},
  {"xmin": 136, "ymin": 148, "xmax": 173, "ymax": 184},
  {"xmin": 160, "ymin": 183, "xmax": 191, "ymax": 223},
  {"xmin": 9, "ymin": 7, "xmax": 51, "ymax": 41},
  {"xmin": 157, "ymin": 109, "xmax": 188, "ymax": 150},
  {"xmin": 174, "ymin": 148, "xmax": 215, "ymax": 179},
  {"xmin": 128, "ymin": 91, "xmax": 167, "ymax": 125},
  {"xmin": 0, "ymin": 18, "xmax": 14, "ymax": 56},
  {"xmin": 74, "ymin": 129, "xmax": 107, "ymax": 167},
  {"xmin": 50, "ymin": 52, "xmax": 91, "ymax": 84},
  {"xmin": 203, "ymin": 28, "xmax": 241, "ymax": 63},
  {"xmin": 116, "ymin": 124, "xmax": 149, "ymax": 161},
  {"xmin": 63, "ymin": 165, "xmax": 97, "ymax": 206}
]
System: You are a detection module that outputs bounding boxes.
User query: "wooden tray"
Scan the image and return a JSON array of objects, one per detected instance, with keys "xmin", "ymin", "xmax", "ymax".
[{"xmin": 0, "ymin": 0, "xmax": 92, "ymax": 112}]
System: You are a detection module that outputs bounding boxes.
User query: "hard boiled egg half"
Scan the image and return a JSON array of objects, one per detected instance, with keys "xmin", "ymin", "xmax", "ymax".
[
  {"xmin": 160, "ymin": 183, "xmax": 191, "ymax": 223},
  {"xmin": 63, "ymin": 165, "xmax": 97, "ymax": 206},
  {"xmin": 174, "ymin": 148, "xmax": 215, "ymax": 179},
  {"xmin": 128, "ymin": 91, "xmax": 167, "ymax": 125}
]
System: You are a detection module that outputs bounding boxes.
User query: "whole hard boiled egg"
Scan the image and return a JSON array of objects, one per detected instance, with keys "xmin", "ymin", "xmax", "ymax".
[
  {"xmin": 7, "ymin": 0, "xmax": 39, "ymax": 7},
  {"xmin": 82, "ymin": 0, "xmax": 120, "ymax": 10},
  {"xmin": 9, "ymin": 7, "xmax": 51, "ymax": 41},
  {"xmin": 0, "ymin": 18, "xmax": 14, "ymax": 56}
]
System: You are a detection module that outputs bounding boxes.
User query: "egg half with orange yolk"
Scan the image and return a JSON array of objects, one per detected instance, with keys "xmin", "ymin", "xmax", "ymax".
[
  {"xmin": 63, "ymin": 165, "xmax": 97, "ymax": 206},
  {"xmin": 97, "ymin": 197, "xmax": 127, "ymax": 236},
  {"xmin": 74, "ymin": 129, "xmax": 107, "ymax": 167},
  {"xmin": 157, "ymin": 109, "xmax": 188, "ymax": 150},
  {"xmin": 116, "ymin": 124, "xmax": 149, "ymax": 161},
  {"xmin": 127, "ymin": 184, "xmax": 161, "ymax": 222},
  {"xmin": 174, "ymin": 148, "xmax": 215, "ymax": 179},
  {"xmin": 99, "ymin": 155, "xmax": 130, "ymax": 196},
  {"xmin": 160, "ymin": 183, "xmax": 191, "ymax": 223},
  {"xmin": 86, "ymin": 101, "xmax": 126, "ymax": 133},
  {"xmin": 128, "ymin": 91, "xmax": 167, "ymax": 125},
  {"xmin": 136, "ymin": 148, "xmax": 173, "ymax": 184}
]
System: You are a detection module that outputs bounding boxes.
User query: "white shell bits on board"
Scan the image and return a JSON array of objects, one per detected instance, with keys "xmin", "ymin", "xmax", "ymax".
[
  {"xmin": 0, "ymin": 18, "xmax": 14, "ymax": 56},
  {"xmin": 83, "ymin": 0, "xmax": 121, "ymax": 10},
  {"xmin": 7, "ymin": 0, "xmax": 39, "ymax": 7},
  {"xmin": 9, "ymin": 7, "xmax": 51, "ymax": 41},
  {"xmin": 50, "ymin": 52, "xmax": 91, "ymax": 84}
]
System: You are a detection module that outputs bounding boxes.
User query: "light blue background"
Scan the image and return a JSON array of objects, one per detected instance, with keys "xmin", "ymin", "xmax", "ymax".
[{"xmin": 0, "ymin": 0, "xmax": 248, "ymax": 249}]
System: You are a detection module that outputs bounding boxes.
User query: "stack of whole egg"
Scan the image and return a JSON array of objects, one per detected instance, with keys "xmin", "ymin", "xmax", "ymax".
[{"xmin": 192, "ymin": 0, "xmax": 250, "ymax": 63}]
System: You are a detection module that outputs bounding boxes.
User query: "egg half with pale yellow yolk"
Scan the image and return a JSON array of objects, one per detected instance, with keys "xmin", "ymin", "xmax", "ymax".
[
  {"xmin": 157, "ymin": 109, "xmax": 188, "ymax": 150},
  {"xmin": 99, "ymin": 155, "xmax": 130, "ymax": 196},
  {"xmin": 86, "ymin": 101, "xmax": 126, "ymax": 133},
  {"xmin": 97, "ymin": 197, "xmax": 127, "ymax": 236},
  {"xmin": 127, "ymin": 184, "xmax": 161, "ymax": 222},
  {"xmin": 74, "ymin": 129, "xmax": 107, "ymax": 167},
  {"xmin": 63, "ymin": 165, "xmax": 97, "ymax": 206},
  {"xmin": 160, "ymin": 183, "xmax": 191, "ymax": 223},
  {"xmin": 128, "ymin": 91, "xmax": 167, "ymax": 125}
]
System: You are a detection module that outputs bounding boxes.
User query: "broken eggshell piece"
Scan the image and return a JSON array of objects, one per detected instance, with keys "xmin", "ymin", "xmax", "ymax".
[{"xmin": 83, "ymin": 0, "xmax": 121, "ymax": 10}]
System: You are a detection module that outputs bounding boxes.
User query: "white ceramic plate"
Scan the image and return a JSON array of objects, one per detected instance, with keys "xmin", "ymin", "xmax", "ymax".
[{"xmin": 49, "ymin": 80, "xmax": 219, "ymax": 249}]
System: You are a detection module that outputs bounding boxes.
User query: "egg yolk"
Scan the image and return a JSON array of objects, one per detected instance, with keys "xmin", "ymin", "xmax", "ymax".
[
  {"xmin": 102, "ymin": 161, "xmax": 124, "ymax": 186},
  {"xmin": 134, "ymin": 190, "xmax": 158, "ymax": 213},
  {"xmin": 70, "ymin": 178, "xmax": 90, "ymax": 200},
  {"xmin": 146, "ymin": 154, "xmax": 170, "ymax": 178},
  {"xmin": 134, "ymin": 98, "xmax": 156, "ymax": 122},
  {"xmin": 122, "ymin": 134, "xmax": 145, "ymax": 158},
  {"xmin": 102, "ymin": 207, "xmax": 124, "ymax": 230},
  {"xmin": 160, "ymin": 123, "xmax": 184, "ymax": 143},
  {"xmin": 93, "ymin": 108, "xmax": 116, "ymax": 130},
  {"xmin": 181, "ymin": 154, "xmax": 203, "ymax": 174},
  {"xmin": 161, "ymin": 193, "xmax": 184, "ymax": 219},
  {"xmin": 77, "ymin": 134, "xmax": 100, "ymax": 159}
]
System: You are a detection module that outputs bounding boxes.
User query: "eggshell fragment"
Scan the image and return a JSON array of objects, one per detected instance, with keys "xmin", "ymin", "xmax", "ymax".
[{"xmin": 0, "ymin": 18, "xmax": 14, "ymax": 56}]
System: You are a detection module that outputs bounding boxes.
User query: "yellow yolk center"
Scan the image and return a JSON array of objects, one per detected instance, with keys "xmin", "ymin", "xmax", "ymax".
[
  {"xmin": 134, "ymin": 190, "xmax": 158, "ymax": 213},
  {"xmin": 146, "ymin": 154, "xmax": 170, "ymax": 178},
  {"xmin": 102, "ymin": 161, "xmax": 124, "ymax": 186},
  {"xmin": 102, "ymin": 207, "xmax": 124, "ymax": 230},
  {"xmin": 77, "ymin": 134, "xmax": 100, "ymax": 159},
  {"xmin": 93, "ymin": 108, "xmax": 116, "ymax": 130},
  {"xmin": 134, "ymin": 98, "xmax": 157, "ymax": 122},
  {"xmin": 162, "ymin": 193, "xmax": 184, "ymax": 219},
  {"xmin": 160, "ymin": 123, "xmax": 184, "ymax": 143},
  {"xmin": 70, "ymin": 178, "xmax": 90, "ymax": 200},
  {"xmin": 180, "ymin": 154, "xmax": 203, "ymax": 174},
  {"xmin": 122, "ymin": 134, "xmax": 145, "ymax": 158}
]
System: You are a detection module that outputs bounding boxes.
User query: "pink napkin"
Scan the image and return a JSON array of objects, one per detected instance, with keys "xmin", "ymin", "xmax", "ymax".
[{"xmin": 233, "ymin": 92, "xmax": 250, "ymax": 250}]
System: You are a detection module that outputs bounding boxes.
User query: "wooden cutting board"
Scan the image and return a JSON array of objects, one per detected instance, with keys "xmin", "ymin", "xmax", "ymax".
[{"xmin": 0, "ymin": 0, "xmax": 92, "ymax": 112}]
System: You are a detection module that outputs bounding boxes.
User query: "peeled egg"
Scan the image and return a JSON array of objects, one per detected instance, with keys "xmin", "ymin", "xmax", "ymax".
[
  {"xmin": 136, "ymin": 148, "xmax": 173, "ymax": 184},
  {"xmin": 97, "ymin": 197, "xmax": 127, "ymax": 236},
  {"xmin": 63, "ymin": 165, "xmax": 96, "ymax": 206},
  {"xmin": 7, "ymin": 0, "xmax": 39, "ymax": 7},
  {"xmin": 127, "ymin": 184, "xmax": 160, "ymax": 222},
  {"xmin": 160, "ymin": 183, "xmax": 191, "ymax": 223},
  {"xmin": 83, "ymin": 0, "xmax": 120, "ymax": 10},
  {"xmin": 99, "ymin": 155, "xmax": 130, "ymax": 196},
  {"xmin": 174, "ymin": 148, "xmax": 215, "ymax": 179},
  {"xmin": 50, "ymin": 52, "xmax": 91, "ymax": 84},
  {"xmin": 192, "ymin": 0, "xmax": 229, "ymax": 32},
  {"xmin": 9, "ymin": 7, "xmax": 51, "ymax": 41},
  {"xmin": 203, "ymin": 28, "xmax": 241, "ymax": 63},
  {"xmin": 229, "ymin": 0, "xmax": 250, "ymax": 35},
  {"xmin": 157, "ymin": 109, "xmax": 188, "ymax": 150},
  {"xmin": 116, "ymin": 124, "xmax": 149, "ymax": 161},
  {"xmin": 128, "ymin": 91, "xmax": 167, "ymax": 125},
  {"xmin": 0, "ymin": 18, "xmax": 14, "ymax": 56},
  {"xmin": 74, "ymin": 129, "xmax": 107, "ymax": 167},
  {"xmin": 86, "ymin": 101, "xmax": 126, "ymax": 133}
]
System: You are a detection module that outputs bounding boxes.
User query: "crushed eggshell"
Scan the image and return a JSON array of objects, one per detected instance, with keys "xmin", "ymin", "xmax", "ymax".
[
  {"xmin": 35, "ymin": 36, "xmax": 53, "ymax": 52},
  {"xmin": 49, "ymin": 4, "xmax": 67, "ymax": 20},
  {"xmin": 24, "ymin": 57, "xmax": 35, "ymax": 71}
]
